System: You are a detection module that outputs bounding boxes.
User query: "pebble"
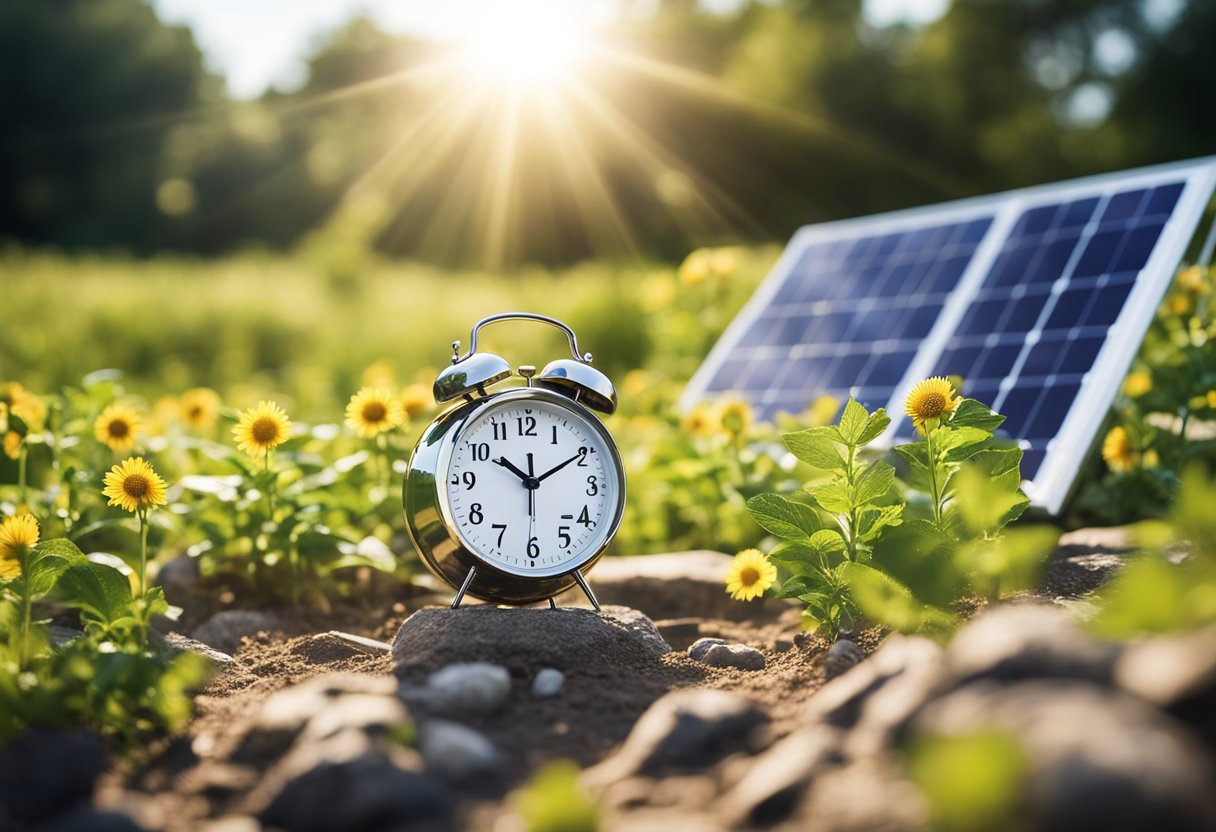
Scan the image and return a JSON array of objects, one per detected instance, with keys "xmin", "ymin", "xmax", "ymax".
[
  {"xmin": 162, "ymin": 632, "xmax": 234, "ymax": 665},
  {"xmin": 688, "ymin": 637, "xmax": 727, "ymax": 662},
  {"xmin": 823, "ymin": 639, "xmax": 864, "ymax": 680},
  {"xmin": 191, "ymin": 610, "xmax": 280, "ymax": 655},
  {"xmin": 419, "ymin": 662, "xmax": 512, "ymax": 716},
  {"xmin": 532, "ymin": 668, "xmax": 565, "ymax": 698},
  {"xmin": 419, "ymin": 720, "xmax": 499, "ymax": 782},
  {"xmin": 702, "ymin": 643, "xmax": 766, "ymax": 671}
]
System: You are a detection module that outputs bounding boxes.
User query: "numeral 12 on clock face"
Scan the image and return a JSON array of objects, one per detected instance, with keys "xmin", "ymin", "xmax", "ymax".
[{"xmin": 444, "ymin": 398, "xmax": 618, "ymax": 575}]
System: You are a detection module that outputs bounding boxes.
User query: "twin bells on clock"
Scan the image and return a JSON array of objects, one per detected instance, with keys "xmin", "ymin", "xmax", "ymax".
[{"xmin": 403, "ymin": 313, "xmax": 626, "ymax": 611}]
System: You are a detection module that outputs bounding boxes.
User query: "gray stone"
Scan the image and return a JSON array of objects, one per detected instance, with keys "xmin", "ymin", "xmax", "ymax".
[
  {"xmin": 702, "ymin": 643, "xmax": 766, "ymax": 671},
  {"xmin": 824, "ymin": 639, "xmax": 864, "ymax": 680},
  {"xmin": 589, "ymin": 690, "xmax": 767, "ymax": 782},
  {"xmin": 944, "ymin": 604, "xmax": 1120, "ymax": 686},
  {"xmin": 688, "ymin": 637, "xmax": 727, "ymax": 662},
  {"xmin": 909, "ymin": 679, "xmax": 1216, "ymax": 832},
  {"xmin": 162, "ymin": 632, "xmax": 234, "ymax": 665},
  {"xmin": 1116, "ymin": 626, "xmax": 1216, "ymax": 752},
  {"xmin": 804, "ymin": 636, "xmax": 943, "ymax": 730},
  {"xmin": 790, "ymin": 757, "xmax": 928, "ymax": 832},
  {"xmin": 311, "ymin": 630, "xmax": 391, "ymax": 657},
  {"xmin": 532, "ymin": 667, "xmax": 565, "ymax": 698},
  {"xmin": 156, "ymin": 553, "xmax": 201, "ymax": 608},
  {"xmin": 0, "ymin": 729, "xmax": 108, "ymax": 826},
  {"xmin": 402, "ymin": 662, "xmax": 511, "ymax": 717},
  {"xmin": 419, "ymin": 720, "xmax": 499, "ymax": 782},
  {"xmin": 192, "ymin": 610, "xmax": 280, "ymax": 655},
  {"xmin": 556, "ymin": 551, "xmax": 791, "ymax": 621},
  {"xmin": 392, "ymin": 605, "xmax": 671, "ymax": 674},
  {"xmin": 720, "ymin": 725, "xmax": 844, "ymax": 826}
]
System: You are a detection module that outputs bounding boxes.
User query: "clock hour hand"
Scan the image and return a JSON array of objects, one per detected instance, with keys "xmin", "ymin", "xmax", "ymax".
[
  {"xmin": 493, "ymin": 456, "xmax": 531, "ymax": 484},
  {"xmin": 535, "ymin": 452, "xmax": 583, "ymax": 484}
]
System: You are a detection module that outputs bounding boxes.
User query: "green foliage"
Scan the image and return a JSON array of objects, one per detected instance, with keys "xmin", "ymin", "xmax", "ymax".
[
  {"xmin": 514, "ymin": 760, "xmax": 599, "ymax": 832},
  {"xmin": 1092, "ymin": 466, "xmax": 1216, "ymax": 638},
  {"xmin": 748, "ymin": 398, "xmax": 903, "ymax": 635},
  {"xmin": 903, "ymin": 731, "xmax": 1029, "ymax": 832}
]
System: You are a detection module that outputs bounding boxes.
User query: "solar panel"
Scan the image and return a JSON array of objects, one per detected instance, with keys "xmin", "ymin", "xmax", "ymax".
[{"xmin": 683, "ymin": 157, "xmax": 1216, "ymax": 513}]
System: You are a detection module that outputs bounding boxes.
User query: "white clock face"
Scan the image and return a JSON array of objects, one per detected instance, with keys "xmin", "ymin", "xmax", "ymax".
[{"xmin": 442, "ymin": 396, "xmax": 622, "ymax": 578}]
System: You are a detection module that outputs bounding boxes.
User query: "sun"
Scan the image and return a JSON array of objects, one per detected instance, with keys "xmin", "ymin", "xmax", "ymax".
[{"xmin": 458, "ymin": 2, "xmax": 591, "ymax": 86}]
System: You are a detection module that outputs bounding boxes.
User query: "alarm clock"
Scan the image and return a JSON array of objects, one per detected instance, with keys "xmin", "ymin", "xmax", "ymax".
[{"xmin": 402, "ymin": 313, "xmax": 626, "ymax": 609}]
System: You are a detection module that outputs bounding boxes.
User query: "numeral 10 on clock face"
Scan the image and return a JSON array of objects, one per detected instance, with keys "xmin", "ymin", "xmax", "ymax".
[{"xmin": 444, "ymin": 398, "xmax": 618, "ymax": 574}]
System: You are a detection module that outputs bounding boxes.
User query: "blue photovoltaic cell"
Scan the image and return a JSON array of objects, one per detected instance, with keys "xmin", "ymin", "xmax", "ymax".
[
  {"xmin": 896, "ymin": 181, "xmax": 1185, "ymax": 478},
  {"xmin": 701, "ymin": 218, "xmax": 993, "ymax": 421}
]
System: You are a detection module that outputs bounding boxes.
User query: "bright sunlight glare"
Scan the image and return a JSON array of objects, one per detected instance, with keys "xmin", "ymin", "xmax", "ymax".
[{"xmin": 458, "ymin": 1, "xmax": 593, "ymax": 85}]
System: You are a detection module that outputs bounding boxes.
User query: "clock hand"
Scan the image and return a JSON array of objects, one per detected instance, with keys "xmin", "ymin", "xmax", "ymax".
[
  {"xmin": 493, "ymin": 456, "xmax": 531, "ymax": 484},
  {"xmin": 526, "ymin": 453, "xmax": 536, "ymax": 520},
  {"xmin": 535, "ymin": 452, "xmax": 583, "ymax": 484}
]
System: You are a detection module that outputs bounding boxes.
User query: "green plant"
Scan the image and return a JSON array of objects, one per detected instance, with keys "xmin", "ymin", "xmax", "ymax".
[
  {"xmin": 903, "ymin": 731, "xmax": 1029, "ymax": 832},
  {"xmin": 514, "ymin": 760, "xmax": 599, "ymax": 832},
  {"xmin": 746, "ymin": 398, "xmax": 903, "ymax": 635}
]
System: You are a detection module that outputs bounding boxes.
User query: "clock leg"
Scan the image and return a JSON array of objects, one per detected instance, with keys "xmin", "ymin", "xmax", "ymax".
[
  {"xmin": 548, "ymin": 597, "xmax": 557, "ymax": 609},
  {"xmin": 450, "ymin": 566, "xmax": 478, "ymax": 610},
  {"xmin": 571, "ymin": 569, "xmax": 602, "ymax": 612}
]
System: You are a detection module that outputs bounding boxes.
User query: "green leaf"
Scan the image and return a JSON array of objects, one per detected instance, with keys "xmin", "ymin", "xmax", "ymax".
[
  {"xmin": 746, "ymin": 494, "xmax": 823, "ymax": 541},
  {"xmin": 904, "ymin": 731, "xmax": 1027, "ymax": 832},
  {"xmin": 784, "ymin": 429, "xmax": 845, "ymax": 470},
  {"xmin": 767, "ymin": 541, "xmax": 824, "ymax": 571},
  {"xmin": 950, "ymin": 398, "xmax": 1006, "ymax": 432},
  {"xmin": 844, "ymin": 562, "xmax": 957, "ymax": 634},
  {"xmin": 854, "ymin": 460, "xmax": 896, "ymax": 504},
  {"xmin": 857, "ymin": 503, "xmax": 905, "ymax": 544},
  {"xmin": 58, "ymin": 562, "xmax": 135, "ymax": 629},
  {"xmin": 838, "ymin": 398, "xmax": 870, "ymax": 446},
  {"xmin": 26, "ymin": 539, "xmax": 89, "ymax": 597},
  {"xmin": 965, "ymin": 526, "xmax": 1059, "ymax": 598},
  {"xmin": 938, "ymin": 426, "xmax": 993, "ymax": 462},
  {"xmin": 857, "ymin": 408, "xmax": 891, "ymax": 445},
  {"xmin": 775, "ymin": 576, "xmax": 819, "ymax": 600},
  {"xmin": 809, "ymin": 529, "xmax": 847, "ymax": 555},
  {"xmin": 809, "ymin": 480, "xmax": 852, "ymax": 514}
]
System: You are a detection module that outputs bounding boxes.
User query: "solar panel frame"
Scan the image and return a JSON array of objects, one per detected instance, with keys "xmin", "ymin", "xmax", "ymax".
[{"xmin": 683, "ymin": 156, "xmax": 1216, "ymax": 515}]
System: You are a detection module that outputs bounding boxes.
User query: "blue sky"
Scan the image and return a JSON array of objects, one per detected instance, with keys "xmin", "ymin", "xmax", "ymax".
[{"xmin": 152, "ymin": 0, "xmax": 951, "ymax": 99}]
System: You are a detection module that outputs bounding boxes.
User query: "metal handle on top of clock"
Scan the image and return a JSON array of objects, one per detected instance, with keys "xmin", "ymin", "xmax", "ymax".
[{"xmin": 455, "ymin": 312, "xmax": 593, "ymax": 365}]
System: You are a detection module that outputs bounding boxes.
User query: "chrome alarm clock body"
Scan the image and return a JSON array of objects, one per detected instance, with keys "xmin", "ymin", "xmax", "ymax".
[{"xmin": 402, "ymin": 313, "xmax": 625, "ymax": 608}]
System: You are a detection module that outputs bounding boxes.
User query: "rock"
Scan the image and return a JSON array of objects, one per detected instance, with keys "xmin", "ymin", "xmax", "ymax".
[
  {"xmin": 702, "ymin": 643, "xmax": 766, "ymax": 671},
  {"xmin": 688, "ymin": 637, "xmax": 727, "ymax": 662},
  {"xmin": 774, "ymin": 638, "xmax": 795, "ymax": 653},
  {"xmin": 804, "ymin": 636, "xmax": 943, "ymax": 730},
  {"xmin": 944, "ymin": 604, "xmax": 1120, "ymax": 686},
  {"xmin": 790, "ymin": 757, "xmax": 928, "ymax": 832},
  {"xmin": 1116, "ymin": 627, "xmax": 1216, "ymax": 752},
  {"xmin": 192, "ymin": 610, "xmax": 280, "ymax": 655},
  {"xmin": 824, "ymin": 639, "xmax": 864, "ymax": 680},
  {"xmin": 719, "ymin": 726, "xmax": 844, "ymax": 826},
  {"xmin": 532, "ymin": 668, "xmax": 565, "ymax": 698},
  {"xmin": 234, "ymin": 673, "xmax": 399, "ymax": 760},
  {"xmin": 419, "ymin": 720, "xmax": 499, "ymax": 782},
  {"xmin": 0, "ymin": 729, "xmax": 108, "ymax": 825},
  {"xmin": 45, "ymin": 810, "xmax": 145, "ymax": 832},
  {"xmin": 299, "ymin": 694, "xmax": 410, "ymax": 745},
  {"xmin": 162, "ymin": 632, "xmax": 234, "ymax": 665},
  {"xmin": 156, "ymin": 554, "xmax": 201, "ymax": 607},
  {"xmin": 556, "ymin": 551, "xmax": 790, "ymax": 621},
  {"xmin": 909, "ymin": 679, "xmax": 1216, "ymax": 831},
  {"xmin": 256, "ymin": 741, "xmax": 451, "ymax": 832},
  {"xmin": 392, "ymin": 605, "xmax": 670, "ymax": 675},
  {"xmin": 311, "ymin": 631, "xmax": 392, "ymax": 657},
  {"xmin": 589, "ymin": 690, "xmax": 767, "ymax": 782},
  {"xmin": 400, "ymin": 662, "xmax": 511, "ymax": 717}
]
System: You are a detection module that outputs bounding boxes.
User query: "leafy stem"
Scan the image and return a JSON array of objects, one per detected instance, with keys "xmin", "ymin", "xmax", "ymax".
[
  {"xmin": 925, "ymin": 420, "xmax": 943, "ymax": 528},
  {"xmin": 137, "ymin": 506, "xmax": 149, "ymax": 644}
]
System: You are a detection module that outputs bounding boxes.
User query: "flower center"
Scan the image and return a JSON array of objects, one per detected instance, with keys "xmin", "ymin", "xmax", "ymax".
[
  {"xmin": 918, "ymin": 393, "xmax": 947, "ymax": 419},
  {"xmin": 108, "ymin": 419, "xmax": 130, "ymax": 438},
  {"xmin": 188, "ymin": 405, "xmax": 203, "ymax": 419},
  {"xmin": 251, "ymin": 416, "xmax": 279, "ymax": 444},
  {"xmin": 123, "ymin": 474, "xmax": 150, "ymax": 499},
  {"xmin": 740, "ymin": 566, "xmax": 760, "ymax": 586},
  {"xmin": 362, "ymin": 401, "xmax": 387, "ymax": 423}
]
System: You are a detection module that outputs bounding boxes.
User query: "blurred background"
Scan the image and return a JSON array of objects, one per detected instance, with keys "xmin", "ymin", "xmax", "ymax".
[{"xmin": 2, "ymin": 0, "xmax": 1213, "ymax": 411}]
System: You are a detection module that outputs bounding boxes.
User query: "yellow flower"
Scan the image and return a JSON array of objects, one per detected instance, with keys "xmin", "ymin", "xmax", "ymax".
[
  {"xmin": 904, "ymin": 377, "xmax": 961, "ymax": 434},
  {"xmin": 399, "ymin": 383, "xmax": 433, "ymax": 421},
  {"xmin": 179, "ymin": 387, "xmax": 221, "ymax": 431},
  {"xmin": 362, "ymin": 360, "xmax": 397, "ymax": 390},
  {"xmin": 725, "ymin": 548, "xmax": 777, "ymax": 601},
  {"xmin": 346, "ymin": 387, "xmax": 405, "ymax": 438},
  {"xmin": 1101, "ymin": 426, "xmax": 1137, "ymax": 473},
  {"xmin": 1177, "ymin": 265, "xmax": 1209, "ymax": 295},
  {"xmin": 3, "ymin": 431, "xmax": 20, "ymax": 461},
  {"xmin": 233, "ymin": 400, "xmax": 291, "ymax": 456},
  {"xmin": 2, "ymin": 383, "xmax": 46, "ymax": 431},
  {"xmin": 1122, "ymin": 371, "xmax": 1152, "ymax": 398},
  {"xmin": 718, "ymin": 397, "xmax": 753, "ymax": 438},
  {"xmin": 93, "ymin": 402, "xmax": 142, "ymax": 452},
  {"xmin": 678, "ymin": 249, "xmax": 712, "ymax": 286},
  {"xmin": 102, "ymin": 457, "xmax": 168, "ymax": 513},
  {"xmin": 710, "ymin": 247, "xmax": 740, "ymax": 279},
  {"xmin": 681, "ymin": 402, "xmax": 720, "ymax": 438},
  {"xmin": 0, "ymin": 514, "xmax": 39, "ymax": 580},
  {"xmin": 1168, "ymin": 292, "xmax": 1192, "ymax": 316},
  {"xmin": 805, "ymin": 394, "xmax": 841, "ymax": 427}
]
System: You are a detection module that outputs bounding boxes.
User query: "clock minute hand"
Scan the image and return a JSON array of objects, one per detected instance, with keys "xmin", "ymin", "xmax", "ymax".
[{"xmin": 536, "ymin": 452, "xmax": 583, "ymax": 484}]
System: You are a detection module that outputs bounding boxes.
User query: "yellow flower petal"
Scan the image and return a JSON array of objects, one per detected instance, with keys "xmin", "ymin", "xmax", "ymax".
[
  {"xmin": 102, "ymin": 457, "xmax": 168, "ymax": 513},
  {"xmin": 233, "ymin": 400, "xmax": 291, "ymax": 456},
  {"xmin": 725, "ymin": 548, "xmax": 777, "ymax": 602}
]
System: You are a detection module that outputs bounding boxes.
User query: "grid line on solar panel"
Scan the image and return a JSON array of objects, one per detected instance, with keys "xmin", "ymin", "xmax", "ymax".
[
  {"xmin": 896, "ymin": 179, "xmax": 1188, "ymax": 482},
  {"xmin": 699, "ymin": 217, "xmax": 993, "ymax": 420}
]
